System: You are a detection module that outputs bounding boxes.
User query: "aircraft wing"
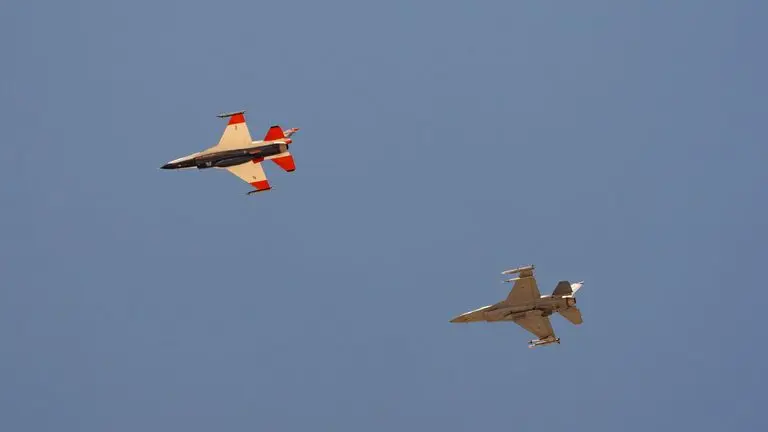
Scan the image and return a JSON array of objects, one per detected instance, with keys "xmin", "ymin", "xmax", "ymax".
[
  {"xmin": 207, "ymin": 112, "xmax": 253, "ymax": 152},
  {"xmin": 514, "ymin": 312, "xmax": 555, "ymax": 339},
  {"xmin": 225, "ymin": 161, "xmax": 271, "ymax": 192},
  {"xmin": 505, "ymin": 274, "xmax": 541, "ymax": 304}
]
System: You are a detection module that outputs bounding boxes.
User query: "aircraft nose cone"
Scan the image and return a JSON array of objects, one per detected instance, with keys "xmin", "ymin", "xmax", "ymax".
[{"xmin": 161, "ymin": 163, "xmax": 174, "ymax": 169}]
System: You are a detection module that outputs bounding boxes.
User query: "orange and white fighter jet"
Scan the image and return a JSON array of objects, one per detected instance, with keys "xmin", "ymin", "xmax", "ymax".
[{"xmin": 161, "ymin": 111, "xmax": 299, "ymax": 195}]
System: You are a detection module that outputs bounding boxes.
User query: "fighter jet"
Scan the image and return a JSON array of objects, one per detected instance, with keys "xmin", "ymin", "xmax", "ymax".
[
  {"xmin": 161, "ymin": 111, "xmax": 299, "ymax": 195},
  {"xmin": 450, "ymin": 265, "xmax": 584, "ymax": 348}
]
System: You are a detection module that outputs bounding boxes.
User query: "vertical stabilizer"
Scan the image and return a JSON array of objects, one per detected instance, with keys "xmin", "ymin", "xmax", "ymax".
[
  {"xmin": 552, "ymin": 281, "xmax": 572, "ymax": 296},
  {"xmin": 263, "ymin": 125, "xmax": 285, "ymax": 141},
  {"xmin": 552, "ymin": 280, "xmax": 584, "ymax": 297}
]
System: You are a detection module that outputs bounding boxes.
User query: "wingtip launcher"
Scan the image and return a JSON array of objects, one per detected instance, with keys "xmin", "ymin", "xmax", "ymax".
[
  {"xmin": 216, "ymin": 110, "xmax": 246, "ymax": 119},
  {"xmin": 501, "ymin": 264, "xmax": 535, "ymax": 276}
]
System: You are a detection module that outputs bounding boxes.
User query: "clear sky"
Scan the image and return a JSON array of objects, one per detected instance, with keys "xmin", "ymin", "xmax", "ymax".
[{"xmin": 1, "ymin": 1, "xmax": 766, "ymax": 431}]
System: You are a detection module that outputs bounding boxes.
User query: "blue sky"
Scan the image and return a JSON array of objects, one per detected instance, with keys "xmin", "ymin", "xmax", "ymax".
[{"xmin": 1, "ymin": 1, "xmax": 766, "ymax": 430}]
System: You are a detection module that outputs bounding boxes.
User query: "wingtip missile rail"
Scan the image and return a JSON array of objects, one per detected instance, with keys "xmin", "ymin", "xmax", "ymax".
[
  {"xmin": 246, "ymin": 187, "xmax": 272, "ymax": 196},
  {"xmin": 216, "ymin": 110, "xmax": 246, "ymax": 118},
  {"xmin": 501, "ymin": 264, "xmax": 535, "ymax": 275},
  {"xmin": 528, "ymin": 336, "xmax": 560, "ymax": 348}
]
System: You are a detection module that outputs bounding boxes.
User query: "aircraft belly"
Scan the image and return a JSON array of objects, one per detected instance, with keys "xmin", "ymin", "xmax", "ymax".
[
  {"xmin": 252, "ymin": 143, "xmax": 284, "ymax": 157},
  {"xmin": 484, "ymin": 310, "xmax": 508, "ymax": 321},
  {"xmin": 501, "ymin": 302, "xmax": 535, "ymax": 314},
  {"xmin": 491, "ymin": 300, "xmax": 565, "ymax": 321},
  {"xmin": 535, "ymin": 297, "xmax": 564, "ymax": 309},
  {"xmin": 202, "ymin": 144, "xmax": 283, "ymax": 162},
  {"xmin": 196, "ymin": 146, "xmax": 279, "ymax": 169},
  {"xmin": 487, "ymin": 306, "xmax": 530, "ymax": 321},
  {"xmin": 213, "ymin": 155, "xmax": 256, "ymax": 167}
]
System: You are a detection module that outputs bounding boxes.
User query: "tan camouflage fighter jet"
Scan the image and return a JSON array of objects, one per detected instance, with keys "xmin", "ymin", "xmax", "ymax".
[
  {"xmin": 450, "ymin": 265, "xmax": 584, "ymax": 348},
  {"xmin": 161, "ymin": 111, "xmax": 299, "ymax": 195}
]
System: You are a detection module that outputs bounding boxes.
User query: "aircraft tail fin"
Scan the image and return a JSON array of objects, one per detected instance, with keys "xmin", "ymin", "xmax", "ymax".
[
  {"xmin": 552, "ymin": 280, "xmax": 584, "ymax": 297},
  {"xmin": 263, "ymin": 125, "xmax": 285, "ymax": 141},
  {"xmin": 558, "ymin": 307, "xmax": 583, "ymax": 325},
  {"xmin": 552, "ymin": 281, "xmax": 572, "ymax": 296}
]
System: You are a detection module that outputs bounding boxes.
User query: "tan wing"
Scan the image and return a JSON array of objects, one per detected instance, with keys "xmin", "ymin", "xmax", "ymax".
[
  {"xmin": 225, "ymin": 161, "xmax": 271, "ymax": 192},
  {"xmin": 205, "ymin": 113, "xmax": 253, "ymax": 153},
  {"xmin": 514, "ymin": 312, "xmax": 555, "ymax": 339},
  {"xmin": 505, "ymin": 275, "xmax": 541, "ymax": 304}
]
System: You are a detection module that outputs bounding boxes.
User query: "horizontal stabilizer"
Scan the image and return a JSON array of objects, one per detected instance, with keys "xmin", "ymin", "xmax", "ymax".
[
  {"xmin": 270, "ymin": 153, "xmax": 296, "ymax": 172},
  {"xmin": 558, "ymin": 307, "xmax": 583, "ymax": 325},
  {"xmin": 264, "ymin": 125, "xmax": 285, "ymax": 141}
]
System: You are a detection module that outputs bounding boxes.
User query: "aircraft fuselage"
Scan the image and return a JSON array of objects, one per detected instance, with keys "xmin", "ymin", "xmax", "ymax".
[
  {"xmin": 161, "ymin": 142, "xmax": 289, "ymax": 170},
  {"xmin": 451, "ymin": 295, "xmax": 577, "ymax": 323}
]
